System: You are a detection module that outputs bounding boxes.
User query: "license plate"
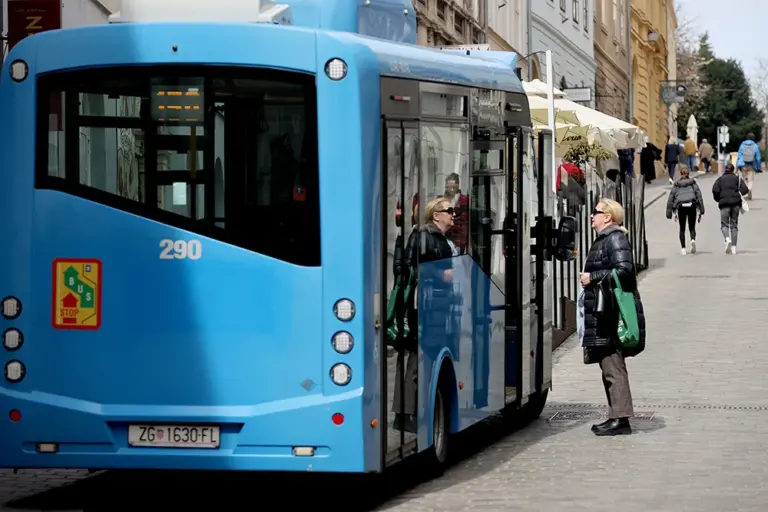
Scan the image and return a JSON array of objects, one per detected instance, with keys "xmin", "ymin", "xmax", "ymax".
[{"xmin": 128, "ymin": 425, "xmax": 220, "ymax": 449}]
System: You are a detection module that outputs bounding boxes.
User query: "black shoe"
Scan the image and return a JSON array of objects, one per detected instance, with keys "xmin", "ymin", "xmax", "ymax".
[
  {"xmin": 593, "ymin": 418, "xmax": 631, "ymax": 436},
  {"xmin": 393, "ymin": 413, "xmax": 404, "ymax": 431},
  {"xmin": 393, "ymin": 413, "xmax": 418, "ymax": 433},
  {"xmin": 591, "ymin": 419, "xmax": 613, "ymax": 432},
  {"xmin": 403, "ymin": 414, "xmax": 417, "ymax": 434}
]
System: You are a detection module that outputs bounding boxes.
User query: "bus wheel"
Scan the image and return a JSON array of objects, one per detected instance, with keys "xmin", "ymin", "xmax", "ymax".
[
  {"xmin": 429, "ymin": 385, "xmax": 450, "ymax": 468},
  {"xmin": 501, "ymin": 389, "xmax": 549, "ymax": 427},
  {"xmin": 524, "ymin": 389, "xmax": 549, "ymax": 422}
]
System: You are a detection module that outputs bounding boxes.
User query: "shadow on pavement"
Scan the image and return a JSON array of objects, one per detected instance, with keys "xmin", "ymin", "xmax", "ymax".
[{"xmin": 5, "ymin": 412, "xmax": 580, "ymax": 511}]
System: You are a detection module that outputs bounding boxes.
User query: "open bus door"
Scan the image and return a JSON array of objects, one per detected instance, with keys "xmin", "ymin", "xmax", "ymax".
[{"xmin": 501, "ymin": 127, "xmax": 563, "ymax": 415}]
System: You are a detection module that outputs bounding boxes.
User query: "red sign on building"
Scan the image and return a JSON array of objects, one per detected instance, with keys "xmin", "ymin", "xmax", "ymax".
[{"xmin": 7, "ymin": 0, "xmax": 63, "ymax": 51}]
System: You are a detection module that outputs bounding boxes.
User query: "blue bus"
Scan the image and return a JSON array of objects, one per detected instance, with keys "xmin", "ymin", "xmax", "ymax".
[{"xmin": 0, "ymin": 0, "xmax": 575, "ymax": 473}]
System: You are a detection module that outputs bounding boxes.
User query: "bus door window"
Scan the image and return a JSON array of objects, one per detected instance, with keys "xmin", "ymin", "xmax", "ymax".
[
  {"xmin": 420, "ymin": 123, "xmax": 470, "ymax": 255},
  {"xmin": 469, "ymin": 143, "xmax": 506, "ymax": 291},
  {"xmin": 417, "ymin": 120, "xmax": 469, "ymax": 412}
]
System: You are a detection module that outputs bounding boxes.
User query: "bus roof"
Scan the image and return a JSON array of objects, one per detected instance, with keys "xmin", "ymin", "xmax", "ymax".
[
  {"xmin": 9, "ymin": 21, "xmax": 524, "ymax": 94},
  {"xmin": 331, "ymin": 31, "xmax": 525, "ymax": 94}
]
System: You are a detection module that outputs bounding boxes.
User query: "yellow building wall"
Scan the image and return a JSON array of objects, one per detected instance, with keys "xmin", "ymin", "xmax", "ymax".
[{"xmin": 630, "ymin": 0, "xmax": 672, "ymax": 151}]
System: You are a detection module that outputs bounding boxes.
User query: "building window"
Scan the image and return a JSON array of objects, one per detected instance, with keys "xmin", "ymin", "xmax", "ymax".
[
  {"xmin": 573, "ymin": 0, "xmax": 580, "ymax": 24},
  {"xmin": 454, "ymin": 13, "xmax": 464, "ymax": 36},
  {"xmin": 560, "ymin": 0, "xmax": 566, "ymax": 12},
  {"xmin": 619, "ymin": 0, "xmax": 626, "ymax": 43},
  {"xmin": 613, "ymin": 0, "xmax": 619, "ymax": 35},
  {"xmin": 437, "ymin": 0, "xmax": 446, "ymax": 20},
  {"xmin": 585, "ymin": 0, "xmax": 589, "ymax": 31}
]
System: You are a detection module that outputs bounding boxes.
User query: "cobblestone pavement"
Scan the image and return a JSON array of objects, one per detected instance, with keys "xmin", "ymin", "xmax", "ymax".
[{"xmin": 3, "ymin": 174, "xmax": 766, "ymax": 511}]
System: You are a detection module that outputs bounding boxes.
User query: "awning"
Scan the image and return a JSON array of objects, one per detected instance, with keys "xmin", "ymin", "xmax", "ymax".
[
  {"xmin": 524, "ymin": 80, "xmax": 645, "ymax": 151},
  {"xmin": 528, "ymin": 95, "xmax": 580, "ymax": 127},
  {"xmin": 554, "ymin": 97, "xmax": 643, "ymax": 148}
]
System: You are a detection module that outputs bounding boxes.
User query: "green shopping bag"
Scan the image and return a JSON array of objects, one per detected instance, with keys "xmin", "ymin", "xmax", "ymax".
[
  {"xmin": 385, "ymin": 273, "xmax": 413, "ymax": 348},
  {"xmin": 611, "ymin": 269, "xmax": 640, "ymax": 348}
]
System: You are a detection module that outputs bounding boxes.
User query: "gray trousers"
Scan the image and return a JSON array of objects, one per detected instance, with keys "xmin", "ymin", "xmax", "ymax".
[
  {"xmin": 720, "ymin": 206, "xmax": 740, "ymax": 246},
  {"xmin": 600, "ymin": 349, "xmax": 634, "ymax": 419},
  {"xmin": 393, "ymin": 349, "xmax": 417, "ymax": 415}
]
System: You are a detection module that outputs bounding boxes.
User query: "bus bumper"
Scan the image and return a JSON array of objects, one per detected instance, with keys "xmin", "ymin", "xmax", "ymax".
[{"xmin": 0, "ymin": 389, "xmax": 368, "ymax": 473}]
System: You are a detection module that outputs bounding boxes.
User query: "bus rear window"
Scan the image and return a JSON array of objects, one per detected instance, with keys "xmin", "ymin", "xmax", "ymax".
[{"xmin": 37, "ymin": 66, "xmax": 320, "ymax": 266}]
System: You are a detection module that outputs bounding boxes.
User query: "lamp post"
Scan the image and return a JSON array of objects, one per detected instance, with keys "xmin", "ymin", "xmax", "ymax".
[{"xmin": 522, "ymin": 50, "xmax": 556, "ymax": 192}]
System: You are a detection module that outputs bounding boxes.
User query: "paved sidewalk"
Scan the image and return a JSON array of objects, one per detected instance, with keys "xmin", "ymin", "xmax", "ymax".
[{"xmin": 379, "ymin": 173, "xmax": 768, "ymax": 511}]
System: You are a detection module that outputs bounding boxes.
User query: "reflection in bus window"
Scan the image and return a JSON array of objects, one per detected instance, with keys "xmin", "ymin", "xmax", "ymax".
[
  {"xmin": 420, "ymin": 123, "xmax": 470, "ymax": 254},
  {"xmin": 470, "ymin": 175, "xmax": 507, "ymax": 290}
]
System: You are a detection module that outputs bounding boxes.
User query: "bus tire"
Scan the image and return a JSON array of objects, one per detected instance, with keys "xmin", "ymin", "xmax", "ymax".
[
  {"xmin": 432, "ymin": 385, "xmax": 449, "ymax": 464},
  {"xmin": 501, "ymin": 389, "xmax": 549, "ymax": 427},
  {"xmin": 426, "ymin": 375, "xmax": 452, "ymax": 473},
  {"xmin": 524, "ymin": 389, "xmax": 549, "ymax": 422}
]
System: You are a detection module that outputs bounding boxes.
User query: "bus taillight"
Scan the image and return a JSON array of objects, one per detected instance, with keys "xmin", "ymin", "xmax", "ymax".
[
  {"xmin": 2, "ymin": 328, "xmax": 22, "ymax": 351},
  {"xmin": 1, "ymin": 297, "xmax": 21, "ymax": 320}
]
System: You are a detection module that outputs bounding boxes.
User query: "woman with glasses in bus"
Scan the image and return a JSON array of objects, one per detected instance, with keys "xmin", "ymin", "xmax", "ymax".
[{"xmin": 392, "ymin": 197, "xmax": 457, "ymax": 432}]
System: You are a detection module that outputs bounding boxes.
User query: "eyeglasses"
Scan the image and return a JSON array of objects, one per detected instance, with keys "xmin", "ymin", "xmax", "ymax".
[
  {"xmin": 437, "ymin": 207, "xmax": 456, "ymax": 215},
  {"xmin": 591, "ymin": 208, "xmax": 606, "ymax": 216}
]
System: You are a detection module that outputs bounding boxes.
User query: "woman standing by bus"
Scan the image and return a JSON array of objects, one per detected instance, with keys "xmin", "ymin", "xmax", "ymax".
[{"xmin": 579, "ymin": 199, "xmax": 646, "ymax": 436}]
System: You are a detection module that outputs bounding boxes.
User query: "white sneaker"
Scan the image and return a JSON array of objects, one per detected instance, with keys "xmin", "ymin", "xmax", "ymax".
[
  {"xmin": 669, "ymin": 178, "xmax": 674, "ymax": 184},
  {"xmin": 690, "ymin": 240, "xmax": 697, "ymax": 254},
  {"xmin": 732, "ymin": 246, "xmax": 737, "ymax": 255},
  {"xmin": 725, "ymin": 237, "xmax": 732, "ymax": 254},
  {"xmin": 680, "ymin": 248, "xmax": 687, "ymax": 255}
]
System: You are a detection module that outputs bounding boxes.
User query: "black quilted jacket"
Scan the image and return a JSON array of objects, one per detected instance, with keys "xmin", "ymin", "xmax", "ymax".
[{"xmin": 582, "ymin": 225, "xmax": 646, "ymax": 363}]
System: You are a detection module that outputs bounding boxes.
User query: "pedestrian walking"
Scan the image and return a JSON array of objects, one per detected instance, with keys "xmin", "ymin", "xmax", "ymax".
[
  {"xmin": 712, "ymin": 163, "xmax": 749, "ymax": 255},
  {"xmin": 698, "ymin": 138, "xmax": 713, "ymax": 173},
  {"xmin": 578, "ymin": 199, "xmax": 646, "ymax": 436},
  {"xmin": 666, "ymin": 165, "xmax": 705, "ymax": 255},
  {"xmin": 665, "ymin": 136, "xmax": 681, "ymax": 183},
  {"xmin": 684, "ymin": 136, "xmax": 697, "ymax": 172},
  {"xmin": 736, "ymin": 133, "xmax": 761, "ymax": 200}
]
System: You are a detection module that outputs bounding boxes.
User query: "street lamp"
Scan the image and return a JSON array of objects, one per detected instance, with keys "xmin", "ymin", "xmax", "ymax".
[
  {"xmin": 521, "ymin": 50, "xmax": 557, "ymax": 192},
  {"xmin": 521, "ymin": 50, "xmax": 550, "ymax": 82}
]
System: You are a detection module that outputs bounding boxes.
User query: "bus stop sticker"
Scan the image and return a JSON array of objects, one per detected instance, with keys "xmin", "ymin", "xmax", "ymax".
[{"xmin": 52, "ymin": 258, "xmax": 102, "ymax": 330}]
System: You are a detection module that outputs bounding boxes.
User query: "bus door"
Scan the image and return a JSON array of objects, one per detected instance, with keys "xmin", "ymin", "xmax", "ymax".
[
  {"xmin": 498, "ymin": 130, "xmax": 520, "ymax": 405},
  {"xmin": 382, "ymin": 118, "xmax": 420, "ymax": 464},
  {"xmin": 468, "ymin": 138, "xmax": 510, "ymax": 404},
  {"xmin": 536, "ymin": 131, "xmax": 555, "ymax": 392},
  {"xmin": 516, "ymin": 127, "xmax": 536, "ymax": 405}
]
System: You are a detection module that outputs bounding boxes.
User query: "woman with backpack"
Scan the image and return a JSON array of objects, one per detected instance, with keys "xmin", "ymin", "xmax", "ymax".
[{"xmin": 666, "ymin": 165, "xmax": 705, "ymax": 255}]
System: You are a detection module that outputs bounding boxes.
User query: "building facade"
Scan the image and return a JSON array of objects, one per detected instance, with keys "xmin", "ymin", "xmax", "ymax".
[
  {"xmin": 630, "ymin": 0, "xmax": 675, "ymax": 150},
  {"xmin": 531, "ymin": 0, "xmax": 596, "ymax": 107},
  {"xmin": 665, "ymin": 0, "xmax": 678, "ymax": 138},
  {"xmin": 3, "ymin": 0, "xmax": 116, "ymax": 58},
  {"xmin": 413, "ymin": 0, "xmax": 488, "ymax": 48},
  {"xmin": 593, "ymin": 0, "xmax": 630, "ymax": 121},
  {"xmin": 486, "ymin": 0, "xmax": 532, "ymax": 78}
]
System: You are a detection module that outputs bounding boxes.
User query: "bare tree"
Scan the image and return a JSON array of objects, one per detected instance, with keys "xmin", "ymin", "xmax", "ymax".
[
  {"xmin": 674, "ymin": 4, "xmax": 709, "ymax": 136},
  {"xmin": 750, "ymin": 58, "xmax": 768, "ymax": 148}
]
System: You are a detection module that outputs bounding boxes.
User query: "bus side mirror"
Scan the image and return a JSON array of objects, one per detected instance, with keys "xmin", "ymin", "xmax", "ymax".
[{"xmin": 553, "ymin": 216, "xmax": 577, "ymax": 262}]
